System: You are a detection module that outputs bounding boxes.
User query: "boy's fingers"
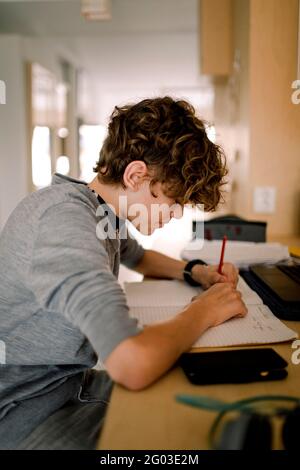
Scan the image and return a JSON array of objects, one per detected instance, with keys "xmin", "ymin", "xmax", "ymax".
[
  {"xmin": 221, "ymin": 271, "xmax": 237, "ymax": 284},
  {"xmin": 212, "ymin": 273, "xmax": 227, "ymax": 284}
]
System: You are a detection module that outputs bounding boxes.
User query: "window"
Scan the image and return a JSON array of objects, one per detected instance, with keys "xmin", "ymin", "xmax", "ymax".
[
  {"xmin": 79, "ymin": 124, "xmax": 107, "ymax": 182},
  {"xmin": 31, "ymin": 126, "xmax": 52, "ymax": 189}
]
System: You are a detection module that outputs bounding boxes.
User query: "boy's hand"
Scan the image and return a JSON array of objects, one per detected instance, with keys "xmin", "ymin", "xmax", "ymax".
[
  {"xmin": 189, "ymin": 282, "xmax": 247, "ymax": 328},
  {"xmin": 191, "ymin": 262, "xmax": 239, "ymax": 289}
]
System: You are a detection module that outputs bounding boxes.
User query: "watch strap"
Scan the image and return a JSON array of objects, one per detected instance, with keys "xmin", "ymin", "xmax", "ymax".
[{"xmin": 183, "ymin": 259, "xmax": 207, "ymax": 287}]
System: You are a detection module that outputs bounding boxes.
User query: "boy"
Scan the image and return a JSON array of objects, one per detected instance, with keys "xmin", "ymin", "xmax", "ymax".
[{"xmin": 0, "ymin": 97, "xmax": 246, "ymax": 449}]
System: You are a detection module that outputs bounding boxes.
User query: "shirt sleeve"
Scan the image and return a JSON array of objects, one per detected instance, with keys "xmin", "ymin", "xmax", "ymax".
[
  {"xmin": 119, "ymin": 229, "xmax": 145, "ymax": 269},
  {"xmin": 28, "ymin": 201, "xmax": 141, "ymax": 362}
]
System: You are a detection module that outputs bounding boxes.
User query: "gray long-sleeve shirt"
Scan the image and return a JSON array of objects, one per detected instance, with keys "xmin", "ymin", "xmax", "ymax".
[{"xmin": 0, "ymin": 173, "xmax": 144, "ymax": 446}]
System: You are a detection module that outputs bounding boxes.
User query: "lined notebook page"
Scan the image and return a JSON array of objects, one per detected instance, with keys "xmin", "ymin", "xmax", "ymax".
[
  {"xmin": 125, "ymin": 280, "xmax": 297, "ymax": 347},
  {"xmin": 124, "ymin": 278, "xmax": 262, "ymax": 308},
  {"xmin": 124, "ymin": 280, "xmax": 201, "ymax": 308}
]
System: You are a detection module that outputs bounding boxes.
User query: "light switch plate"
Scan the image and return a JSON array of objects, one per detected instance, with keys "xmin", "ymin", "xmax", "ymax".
[{"xmin": 253, "ymin": 187, "xmax": 276, "ymax": 214}]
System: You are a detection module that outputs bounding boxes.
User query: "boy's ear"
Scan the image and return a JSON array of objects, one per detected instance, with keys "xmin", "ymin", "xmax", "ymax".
[{"xmin": 123, "ymin": 161, "xmax": 148, "ymax": 191}]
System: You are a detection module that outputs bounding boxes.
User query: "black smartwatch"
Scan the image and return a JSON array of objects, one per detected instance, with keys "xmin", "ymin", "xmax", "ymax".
[{"xmin": 183, "ymin": 259, "xmax": 207, "ymax": 287}]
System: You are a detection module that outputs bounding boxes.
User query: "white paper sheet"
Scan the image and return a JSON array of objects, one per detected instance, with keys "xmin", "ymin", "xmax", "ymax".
[{"xmin": 181, "ymin": 240, "xmax": 290, "ymax": 267}]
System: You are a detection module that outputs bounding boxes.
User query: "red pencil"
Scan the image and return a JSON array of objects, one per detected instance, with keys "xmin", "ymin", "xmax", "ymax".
[{"xmin": 218, "ymin": 235, "xmax": 227, "ymax": 274}]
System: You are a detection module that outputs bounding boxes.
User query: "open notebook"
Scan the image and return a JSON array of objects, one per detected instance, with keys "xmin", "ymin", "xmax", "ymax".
[{"xmin": 124, "ymin": 278, "xmax": 298, "ymax": 348}]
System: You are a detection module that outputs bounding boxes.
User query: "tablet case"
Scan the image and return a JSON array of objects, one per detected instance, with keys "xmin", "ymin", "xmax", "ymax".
[{"xmin": 179, "ymin": 348, "xmax": 288, "ymax": 385}]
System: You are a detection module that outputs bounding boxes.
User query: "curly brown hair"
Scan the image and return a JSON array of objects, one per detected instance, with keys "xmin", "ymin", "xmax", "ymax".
[{"xmin": 94, "ymin": 96, "xmax": 227, "ymax": 211}]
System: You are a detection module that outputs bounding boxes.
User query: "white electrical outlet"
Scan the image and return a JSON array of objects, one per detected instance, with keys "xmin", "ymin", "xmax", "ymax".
[{"xmin": 253, "ymin": 187, "xmax": 276, "ymax": 214}]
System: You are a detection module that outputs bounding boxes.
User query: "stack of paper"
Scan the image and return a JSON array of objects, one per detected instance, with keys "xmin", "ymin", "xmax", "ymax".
[
  {"xmin": 181, "ymin": 240, "xmax": 290, "ymax": 268},
  {"xmin": 125, "ymin": 279, "xmax": 297, "ymax": 348}
]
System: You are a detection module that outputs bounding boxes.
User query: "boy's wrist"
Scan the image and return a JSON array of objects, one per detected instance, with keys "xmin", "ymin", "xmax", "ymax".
[{"xmin": 180, "ymin": 299, "xmax": 212, "ymax": 333}]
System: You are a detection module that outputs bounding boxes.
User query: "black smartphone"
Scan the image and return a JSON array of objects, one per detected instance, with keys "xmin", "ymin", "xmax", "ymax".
[{"xmin": 179, "ymin": 348, "xmax": 288, "ymax": 385}]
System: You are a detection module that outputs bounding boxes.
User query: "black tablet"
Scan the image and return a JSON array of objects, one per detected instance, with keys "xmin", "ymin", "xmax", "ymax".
[{"xmin": 179, "ymin": 348, "xmax": 288, "ymax": 385}]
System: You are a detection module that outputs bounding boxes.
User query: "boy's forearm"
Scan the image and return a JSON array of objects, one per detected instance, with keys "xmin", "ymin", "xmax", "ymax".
[
  {"xmin": 134, "ymin": 305, "xmax": 210, "ymax": 383},
  {"xmin": 106, "ymin": 303, "xmax": 210, "ymax": 390},
  {"xmin": 134, "ymin": 249, "xmax": 186, "ymax": 280}
]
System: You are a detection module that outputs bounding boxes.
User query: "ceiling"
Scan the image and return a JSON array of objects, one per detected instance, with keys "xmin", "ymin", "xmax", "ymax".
[{"xmin": 0, "ymin": 0, "xmax": 197, "ymax": 36}]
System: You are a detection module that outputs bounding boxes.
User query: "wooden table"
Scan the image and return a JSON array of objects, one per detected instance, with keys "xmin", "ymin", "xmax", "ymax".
[
  {"xmin": 98, "ymin": 325, "xmax": 300, "ymax": 450},
  {"xmin": 98, "ymin": 236, "xmax": 300, "ymax": 450}
]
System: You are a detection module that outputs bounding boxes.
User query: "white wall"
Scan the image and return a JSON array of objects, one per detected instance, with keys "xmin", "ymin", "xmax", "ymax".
[
  {"xmin": 22, "ymin": 36, "xmax": 80, "ymax": 83},
  {"xmin": 0, "ymin": 35, "xmax": 27, "ymax": 230}
]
